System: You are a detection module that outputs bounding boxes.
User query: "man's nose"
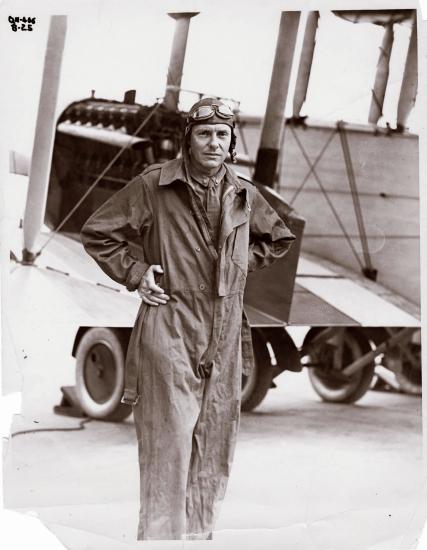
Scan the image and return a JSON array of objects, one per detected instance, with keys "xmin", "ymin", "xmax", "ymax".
[{"xmin": 208, "ymin": 133, "xmax": 220, "ymax": 148}]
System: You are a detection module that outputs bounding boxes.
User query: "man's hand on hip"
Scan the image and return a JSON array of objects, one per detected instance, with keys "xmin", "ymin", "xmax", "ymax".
[{"xmin": 138, "ymin": 265, "xmax": 170, "ymax": 306}]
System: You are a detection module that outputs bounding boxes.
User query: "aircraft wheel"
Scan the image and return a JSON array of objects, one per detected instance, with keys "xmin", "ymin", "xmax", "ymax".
[
  {"xmin": 305, "ymin": 328, "xmax": 374, "ymax": 404},
  {"xmin": 75, "ymin": 328, "xmax": 132, "ymax": 422},
  {"xmin": 241, "ymin": 330, "xmax": 274, "ymax": 412},
  {"xmin": 395, "ymin": 342, "xmax": 422, "ymax": 395}
]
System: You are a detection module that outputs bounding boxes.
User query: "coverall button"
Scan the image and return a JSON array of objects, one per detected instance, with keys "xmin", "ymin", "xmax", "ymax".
[
  {"xmin": 195, "ymin": 246, "xmax": 201, "ymax": 252},
  {"xmin": 199, "ymin": 283, "xmax": 206, "ymax": 291}
]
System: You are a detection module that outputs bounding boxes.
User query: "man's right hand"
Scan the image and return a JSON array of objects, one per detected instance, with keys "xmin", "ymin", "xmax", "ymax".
[{"xmin": 138, "ymin": 265, "xmax": 170, "ymax": 306}]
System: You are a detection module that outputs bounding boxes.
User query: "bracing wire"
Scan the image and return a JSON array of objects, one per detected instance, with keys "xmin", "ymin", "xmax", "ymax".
[
  {"xmin": 337, "ymin": 121, "xmax": 374, "ymax": 273},
  {"xmin": 289, "ymin": 124, "xmax": 364, "ymax": 269},
  {"xmin": 288, "ymin": 127, "xmax": 337, "ymax": 206}
]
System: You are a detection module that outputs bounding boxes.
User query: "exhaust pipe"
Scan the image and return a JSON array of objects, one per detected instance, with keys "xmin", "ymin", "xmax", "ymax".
[{"xmin": 164, "ymin": 12, "xmax": 199, "ymax": 111}]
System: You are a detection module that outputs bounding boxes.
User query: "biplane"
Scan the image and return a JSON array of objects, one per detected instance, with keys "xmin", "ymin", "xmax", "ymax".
[{"xmin": 6, "ymin": 9, "xmax": 421, "ymax": 422}]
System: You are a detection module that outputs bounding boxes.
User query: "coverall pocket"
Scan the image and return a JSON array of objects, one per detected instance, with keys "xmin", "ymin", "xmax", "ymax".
[
  {"xmin": 231, "ymin": 224, "xmax": 249, "ymax": 276},
  {"xmin": 123, "ymin": 302, "xmax": 150, "ymax": 406}
]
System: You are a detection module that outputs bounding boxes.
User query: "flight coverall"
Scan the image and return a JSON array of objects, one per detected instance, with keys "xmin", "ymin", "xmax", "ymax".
[{"xmin": 81, "ymin": 158, "xmax": 295, "ymax": 540}]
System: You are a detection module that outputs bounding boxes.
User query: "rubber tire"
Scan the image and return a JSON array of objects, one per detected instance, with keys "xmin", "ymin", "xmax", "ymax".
[
  {"xmin": 75, "ymin": 328, "xmax": 132, "ymax": 422},
  {"xmin": 241, "ymin": 330, "xmax": 274, "ymax": 412},
  {"xmin": 395, "ymin": 343, "xmax": 422, "ymax": 395},
  {"xmin": 305, "ymin": 328, "xmax": 375, "ymax": 404}
]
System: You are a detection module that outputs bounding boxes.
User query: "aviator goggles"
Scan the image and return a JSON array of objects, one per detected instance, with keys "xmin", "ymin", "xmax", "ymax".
[{"xmin": 188, "ymin": 103, "xmax": 234, "ymax": 122}]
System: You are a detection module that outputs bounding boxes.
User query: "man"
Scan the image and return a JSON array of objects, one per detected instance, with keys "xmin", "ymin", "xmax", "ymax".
[{"xmin": 81, "ymin": 97, "xmax": 295, "ymax": 540}]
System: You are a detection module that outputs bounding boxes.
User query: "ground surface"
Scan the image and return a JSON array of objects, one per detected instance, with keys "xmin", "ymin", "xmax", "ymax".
[{"xmin": 3, "ymin": 368, "xmax": 425, "ymax": 550}]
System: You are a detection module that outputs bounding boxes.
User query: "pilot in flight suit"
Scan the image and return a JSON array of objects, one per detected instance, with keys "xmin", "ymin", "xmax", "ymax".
[{"xmin": 81, "ymin": 97, "xmax": 295, "ymax": 540}]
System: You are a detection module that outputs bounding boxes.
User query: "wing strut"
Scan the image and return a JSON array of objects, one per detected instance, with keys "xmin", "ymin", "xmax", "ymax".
[{"xmin": 22, "ymin": 16, "xmax": 67, "ymax": 264}]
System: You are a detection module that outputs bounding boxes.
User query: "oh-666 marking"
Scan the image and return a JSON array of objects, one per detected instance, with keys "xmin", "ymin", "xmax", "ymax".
[{"xmin": 9, "ymin": 16, "xmax": 36, "ymax": 32}]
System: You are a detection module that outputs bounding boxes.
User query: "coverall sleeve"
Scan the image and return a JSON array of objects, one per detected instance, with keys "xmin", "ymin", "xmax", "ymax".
[
  {"xmin": 80, "ymin": 175, "xmax": 152, "ymax": 292},
  {"xmin": 248, "ymin": 188, "xmax": 296, "ymax": 272}
]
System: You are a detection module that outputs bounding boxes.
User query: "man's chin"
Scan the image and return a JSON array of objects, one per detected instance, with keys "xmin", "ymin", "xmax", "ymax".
[{"xmin": 201, "ymin": 158, "xmax": 223, "ymax": 169}]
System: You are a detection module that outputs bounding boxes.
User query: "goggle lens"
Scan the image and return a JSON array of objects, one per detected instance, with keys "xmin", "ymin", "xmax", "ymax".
[{"xmin": 191, "ymin": 104, "xmax": 234, "ymax": 121}]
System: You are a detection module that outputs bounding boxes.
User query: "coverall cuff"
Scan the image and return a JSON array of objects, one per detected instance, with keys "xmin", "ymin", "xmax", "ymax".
[
  {"xmin": 247, "ymin": 244, "xmax": 257, "ymax": 272},
  {"xmin": 125, "ymin": 261, "xmax": 150, "ymax": 292},
  {"xmin": 272, "ymin": 224, "xmax": 296, "ymax": 242},
  {"xmin": 121, "ymin": 389, "xmax": 139, "ymax": 406},
  {"xmin": 186, "ymin": 532, "xmax": 213, "ymax": 540}
]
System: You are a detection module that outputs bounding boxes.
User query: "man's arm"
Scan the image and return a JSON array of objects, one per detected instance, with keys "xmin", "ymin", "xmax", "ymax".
[
  {"xmin": 80, "ymin": 175, "xmax": 151, "ymax": 292},
  {"xmin": 248, "ymin": 188, "xmax": 296, "ymax": 272}
]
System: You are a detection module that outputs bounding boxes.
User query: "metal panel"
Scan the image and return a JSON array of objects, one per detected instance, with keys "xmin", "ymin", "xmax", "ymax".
[{"xmin": 289, "ymin": 284, "xmax": 358, "ymax": 325}]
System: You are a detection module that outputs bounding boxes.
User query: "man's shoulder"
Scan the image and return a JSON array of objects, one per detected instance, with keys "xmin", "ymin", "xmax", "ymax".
[
  {"xmin": 128, "ymin": 163, "xmax": 167, "ymax": 194},
  {"xmin": 225, "ymin": 164, "xmax": 254, "ymax": 185},
  {"xmin": 237, "ymin": 175, "xmax": 255, "ymax": 190},
  {"xmin": 138, "ymin": 163, "xmax": 164, "ymax": 180},
  {"xmin": 136, "ymin": 159, "xmax": 184, "ymax": 187},
  {"xmin": 225, "ymin": 164, "xmax": 256, "ymax": 197}
]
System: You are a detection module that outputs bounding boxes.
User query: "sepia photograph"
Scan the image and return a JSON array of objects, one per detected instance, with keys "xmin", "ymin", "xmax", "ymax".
[{"xmin": 1, "ymin": 1, "xmax": 425, "ymax": 548}]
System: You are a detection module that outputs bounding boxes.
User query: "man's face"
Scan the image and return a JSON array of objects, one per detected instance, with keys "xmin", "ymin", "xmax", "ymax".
[{"xmin": 189, "ymin": 123, "xmax": 232, "ymax": 173}]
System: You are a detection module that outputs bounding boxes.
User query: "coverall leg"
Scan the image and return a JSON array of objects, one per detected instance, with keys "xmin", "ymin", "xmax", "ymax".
[
  {"xmin": 186, "ymin": 294, "xmax": 242, "ymax": 539},
  {"xmin": 132, "ymin": 292, "xmax": 243, "ymax": 540}
]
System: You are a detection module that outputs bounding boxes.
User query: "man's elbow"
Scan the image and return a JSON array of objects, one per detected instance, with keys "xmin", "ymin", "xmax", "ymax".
[
  {"xmin": 80, "ymin": 223, "xmax": 104, "ymax": 262},
  {"xmin": 80, "ymin": 229, "xmax": 94, "ymax": 258},
  {"xmin": 80, "ymin": 216, "xmax": 102, "ymax": 251}
]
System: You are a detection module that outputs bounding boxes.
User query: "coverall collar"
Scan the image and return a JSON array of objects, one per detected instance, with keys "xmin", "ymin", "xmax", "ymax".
[
  {"xmin": 188, "ymin": 163, "xmax": 226, "ymax": 188},
  {"xmin": 158, "ymin": 158, "xmax": 245, "ymax": 194}
]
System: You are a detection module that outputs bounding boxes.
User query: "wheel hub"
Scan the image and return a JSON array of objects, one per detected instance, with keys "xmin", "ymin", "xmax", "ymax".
[{"xmin": 84, "ymin": 343, "xmax": 117, "ymax": 404}]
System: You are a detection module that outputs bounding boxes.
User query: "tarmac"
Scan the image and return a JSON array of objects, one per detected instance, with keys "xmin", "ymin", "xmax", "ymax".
[{"xmin": 2, "ymin": 367, "xmax": 425, "ymax": 550}]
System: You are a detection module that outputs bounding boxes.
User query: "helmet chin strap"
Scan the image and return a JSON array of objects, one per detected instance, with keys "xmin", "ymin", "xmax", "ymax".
[{"xmin": 229, "ymin": 133, "xmax": 237, "ymax": 163}]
